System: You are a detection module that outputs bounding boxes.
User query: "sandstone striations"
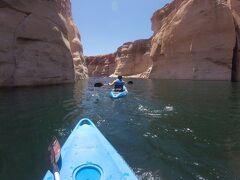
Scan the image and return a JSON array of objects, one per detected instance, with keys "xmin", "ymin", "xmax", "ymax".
[
  {"xmin": 86, "ymin": 0, "xmax": 240, "ymax": 81},
  {"xmin": 86, "ymin": 39, "xmax": 152, "ymax": 78},
  {"xmin": 0, "ymin": 0, "xmax": 87, "ymax": 87}
]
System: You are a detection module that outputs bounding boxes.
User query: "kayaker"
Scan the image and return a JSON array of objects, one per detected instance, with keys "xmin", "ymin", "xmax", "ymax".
[{"xmin": 108, "ymin": 76, "xmax": 125, "ymax": 92}]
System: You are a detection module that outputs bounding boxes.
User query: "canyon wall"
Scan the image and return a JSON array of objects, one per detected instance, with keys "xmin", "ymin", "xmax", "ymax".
[
  {"xmin": 86, "ymin": 39, "xmax": 152, "ymax": 78},
  {"xmin": 113, "ymin": 39, "xmax": 152, "ymax": 78},
  {"xmin": 87, "ymin": 0, "xmax": 240, "ymax": 81},
  {"xmin": 0, "ymin": 0, "xmax": 87, "ymax": 87},
  {"xmin": 86, "ymin": 53, "xmax": 116, "ymax": 77},
  {"xmin": 149, "ymin": 0, "xmax": 237, "ymax": 80}
]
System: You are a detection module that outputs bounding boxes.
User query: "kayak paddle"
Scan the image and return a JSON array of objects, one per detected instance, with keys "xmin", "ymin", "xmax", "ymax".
[
  {"xmin": 94, "ymin": 81, "xmax": 133, "ymax": 87},
  {"xmin": 48, "ymin": 136, "xmax": 61, "ymax": 180},
  {"xmin": 94, "ymin": 82, "xmax": 104, "ymax": 87}
]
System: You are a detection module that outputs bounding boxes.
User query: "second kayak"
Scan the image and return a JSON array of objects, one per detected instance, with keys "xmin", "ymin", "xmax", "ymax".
[
  {"xmin": 43, "ymin": 118, "xmax": 137, "ymax": 180},
  {"xmin": 110, "ymin": 85, "xmax": 128, "ymax": 99}
]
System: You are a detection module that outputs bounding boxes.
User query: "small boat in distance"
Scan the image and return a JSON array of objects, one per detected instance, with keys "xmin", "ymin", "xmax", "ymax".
[{"xmin": 110, "ymin": 86, "xmax": 128, "ymax": 99}]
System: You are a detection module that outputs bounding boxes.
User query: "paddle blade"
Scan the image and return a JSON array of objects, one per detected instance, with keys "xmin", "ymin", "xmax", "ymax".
[
  {"xmin": 47, "ymin": 136, "xmax": 61, "ymax": 175},
  {"xmin": 127, "ymin": 81, "xmax": 133, "ymax": 84},
  {"xmin": 94, "ymin": 82, "xmax": 104, "ymax": 87},
  {"xmin": 52, "ymin": 137, "xmax": 61, "ymax": 162},
  {"xmin": 48, "ymin": 136, "xmax": 61, "ymax": 163}
]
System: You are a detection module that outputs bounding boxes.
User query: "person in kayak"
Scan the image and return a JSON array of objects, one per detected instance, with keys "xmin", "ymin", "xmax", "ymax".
[{"xmin": 108, "ymin": 76, "xmax": 125, "ymax": 92}]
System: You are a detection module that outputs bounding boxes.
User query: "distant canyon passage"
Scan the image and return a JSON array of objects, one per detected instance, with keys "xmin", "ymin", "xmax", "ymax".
[
  {"xmin": 1, "ymin": 0, "xmax": 240, "ymax": 87},
  {"xmin": 0, "ymin": 0, "xmax": 87, "ymax": 87},
  {"xmin": 86, "ymin": 0, "xmax": 240, "ymax": 81}
]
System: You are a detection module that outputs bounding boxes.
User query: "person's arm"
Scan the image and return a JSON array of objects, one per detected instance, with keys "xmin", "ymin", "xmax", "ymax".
[{"xmin": 108, "ymin": 80, "xmax": 116, "ymax": 86}]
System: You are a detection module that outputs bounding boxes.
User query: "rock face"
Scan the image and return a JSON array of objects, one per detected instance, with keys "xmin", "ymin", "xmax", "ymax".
[
  {"xmin": 150, "ymin": 0, "xmax": 237, "ymax": 80},
  {"xmin": 113, "ymin": 39, "xmax": 152, "ymax": 78},
  {"xmin": 86, "ymin": 39, "xmax": 152, "ymax": 78},
  {"xmin": 86, "ymin": 54, "xmax": 116, "ymax": 77},
  {"xmin": 86, "ymin": 0, "xmax": 240, "ymax": 81},
  {"xmin": 0, "ymin": 0, "xmax": 87, "ymax": 87}
]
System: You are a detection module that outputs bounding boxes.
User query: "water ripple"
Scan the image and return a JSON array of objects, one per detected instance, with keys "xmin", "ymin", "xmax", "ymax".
[{"xmin": 0, "ymin": 79, "xmax": 239, "ymax": 179}]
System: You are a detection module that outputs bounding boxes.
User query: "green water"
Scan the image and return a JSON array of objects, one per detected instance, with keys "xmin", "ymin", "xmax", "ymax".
[{"xmin": 0, "ymin": 78, "xmax": 240, "ymax": 180}]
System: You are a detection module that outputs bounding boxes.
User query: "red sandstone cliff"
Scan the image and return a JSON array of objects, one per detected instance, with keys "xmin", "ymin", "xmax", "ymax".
[
  {"xmin": 86, "ymin": 54, "xmax": 116, "ymax": 77},
  {"xmin": 0, "ymin": 0, "xmax": 87, "ymax": 87},
  {"xmin": 86, "ymin": 0, "xmax": 240, "ymax": 81},
  {"xmin": 86, "ymin": 39, "xmax": 152, "ymax": 78}
]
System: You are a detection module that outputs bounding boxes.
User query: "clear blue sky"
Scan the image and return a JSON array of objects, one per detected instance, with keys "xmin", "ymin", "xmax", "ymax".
[{"xmin": 72, "ymin": 0, "xmax": 171, "ymax": 56}]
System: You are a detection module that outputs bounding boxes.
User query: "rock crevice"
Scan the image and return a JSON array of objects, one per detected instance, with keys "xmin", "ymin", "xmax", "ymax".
[{"xmin": 228, "ymin": 0, "xmax": 240, "ymax": 81}]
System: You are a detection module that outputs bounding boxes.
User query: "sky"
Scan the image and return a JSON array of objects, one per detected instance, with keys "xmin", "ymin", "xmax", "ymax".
[{"xmin": 72, "ymin": 0, "xmax": 171, "ymax": 56}]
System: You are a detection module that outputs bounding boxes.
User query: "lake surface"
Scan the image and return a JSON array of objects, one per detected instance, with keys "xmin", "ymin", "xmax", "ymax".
[{"xmin": 0, "ymin": 78, "xmax": 240, "ymax": 180}]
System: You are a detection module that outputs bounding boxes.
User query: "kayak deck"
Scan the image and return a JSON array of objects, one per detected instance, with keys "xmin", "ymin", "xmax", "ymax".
[
  {"xmin": 110, "ymin": 86, "xmax": 128, "ymax": 99},
  {"xmin": 43, "ymin": 118, "xmax": 137, "ymax": 180}
]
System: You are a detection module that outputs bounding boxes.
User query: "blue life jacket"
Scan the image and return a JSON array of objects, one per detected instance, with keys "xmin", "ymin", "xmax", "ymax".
[{"xmin": 114, "ymin": 79, "xmax": 124, "ymax": 90}]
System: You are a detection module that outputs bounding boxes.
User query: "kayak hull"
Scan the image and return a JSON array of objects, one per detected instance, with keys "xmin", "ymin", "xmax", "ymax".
[
  {"xmin": 43, "ymin": 118, "xmax": 137, "ymax": 180},
  {"xmin": 110, "ymin": 86, "xmax": 128, "ymax": 99}
]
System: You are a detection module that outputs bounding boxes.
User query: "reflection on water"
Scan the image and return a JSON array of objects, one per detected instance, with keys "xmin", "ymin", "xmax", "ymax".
[{"xmin": 0, "ymin": 78, "xmax": 240, "ymax": 179}]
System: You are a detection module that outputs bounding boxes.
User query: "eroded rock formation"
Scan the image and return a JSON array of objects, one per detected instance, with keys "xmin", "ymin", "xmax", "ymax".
[
  {"xmin": 86, "ymin": 54, "xmax": 116, "ymax": 77},
  {"xmin": 0, "ymin": 0, "xmax": 87, "ymax": 87},
  {"xmin": 113, "ymin": 39, "xmax": 152, "ymax": 78},
  {"xmin": 150, "ymin": 0, "xmax": 238, "ymax": 80},
  {"xmin": 86, "ymin": 39, "xmax": 152, "ymax": 78},
  {"xmin": 86, "ymin": 0, "xmax": 240, "ymax": 81}
]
